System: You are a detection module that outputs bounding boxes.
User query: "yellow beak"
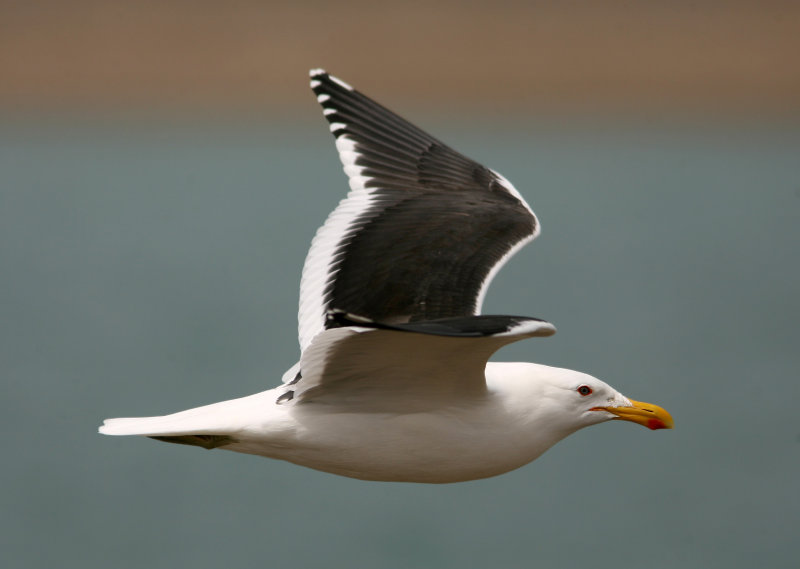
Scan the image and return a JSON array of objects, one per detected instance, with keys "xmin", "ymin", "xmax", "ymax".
[{"xmin": 593, "ymin": 399, "xmax": 674, "ymax": 430}]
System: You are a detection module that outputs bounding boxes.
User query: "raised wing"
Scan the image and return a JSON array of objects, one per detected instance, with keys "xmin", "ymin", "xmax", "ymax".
[
  {"xmin": 279, "ymin": 312, "xmax": 555, "ymax": 409},
  {"xmin": 299, "ymin": 70, "xmax": 540, "ymax": 351}
]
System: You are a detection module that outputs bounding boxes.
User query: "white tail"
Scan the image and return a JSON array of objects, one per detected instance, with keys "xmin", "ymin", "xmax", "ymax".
[
  {"xmin": 100, "ymin": 415, "xmax": 203, "ymax": 437},
  {"xmin": 98, "ymin": 389, "xmax": 278, "ymax": 437}
]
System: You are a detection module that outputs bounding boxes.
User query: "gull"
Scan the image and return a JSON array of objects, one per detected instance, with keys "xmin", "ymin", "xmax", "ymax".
[{"xmin": 99, "ymin": 70, "xmax": 672, "ymax": 483}]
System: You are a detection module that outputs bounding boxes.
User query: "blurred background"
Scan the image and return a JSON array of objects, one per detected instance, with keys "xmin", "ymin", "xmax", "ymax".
[
  {"xmin": 3, "ymin": 0, "xmax": 799, "ymax": 116},
  {"xmin": 3, "ymin": 1, "xmax": 799, "ymax": 568}
]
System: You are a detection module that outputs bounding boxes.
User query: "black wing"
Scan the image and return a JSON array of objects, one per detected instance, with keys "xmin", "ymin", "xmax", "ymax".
[{"xmin": 298, "ymin": 70, "xmax": 539, "ymax": 350}]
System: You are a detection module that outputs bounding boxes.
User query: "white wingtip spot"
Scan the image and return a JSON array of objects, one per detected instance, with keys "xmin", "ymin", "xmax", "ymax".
[
  {"xmin": 317, "ymin": 94, "xmax": 330, "ymax": 103},
  {"xmin": 323, "ymin": 108, "xmax": 337, "ymax": 116},
  {"xmin": 328, "ymin": 74, "xmax": 355, "ymax": 91},
  {"xmin": 309, "ymin": 68, "xmax": 326, "ymax": 77},
  {"xmin": 310, "ymin": 79, "xmax": 321, "ymax": 89},
  {"xmin": 329, "ymin": 122, "xmax": 347, "ymax": 133}
]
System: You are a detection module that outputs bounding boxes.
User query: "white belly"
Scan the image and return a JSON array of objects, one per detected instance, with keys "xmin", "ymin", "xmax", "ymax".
[{"xmin": 225, "ymin": 399, "xmax": 567, "ymax": 483}]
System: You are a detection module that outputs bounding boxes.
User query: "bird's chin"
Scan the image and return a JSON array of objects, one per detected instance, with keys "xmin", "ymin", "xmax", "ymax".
[{"xmin": 591, "ymin": 399, "xmax": 673, "ymax": 430}]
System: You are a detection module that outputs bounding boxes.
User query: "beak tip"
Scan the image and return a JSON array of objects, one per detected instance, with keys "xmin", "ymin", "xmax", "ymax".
[
  {"xmin": 600, "ymin": 398, "xmax": 674, "ymax": 430},
  {"xmin": 646, "ymin": 418, "xmax": 673, "ymax": 430}
]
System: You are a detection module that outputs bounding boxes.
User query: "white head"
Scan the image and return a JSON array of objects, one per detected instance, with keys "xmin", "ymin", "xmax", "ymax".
[{"xmin": 491, "ymin": 363, "xmax": 673, "ymax": 434}]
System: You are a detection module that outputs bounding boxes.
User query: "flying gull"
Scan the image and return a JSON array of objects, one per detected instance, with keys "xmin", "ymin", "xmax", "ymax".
[{"xmin": 99, "ymin": 70, "xmax": 672, "ymax": 483}]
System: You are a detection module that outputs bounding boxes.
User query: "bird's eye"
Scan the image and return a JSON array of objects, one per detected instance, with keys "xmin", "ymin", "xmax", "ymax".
[{"xmin": 577, "ymin": 385, "xmax": 593, "ymax": 396}]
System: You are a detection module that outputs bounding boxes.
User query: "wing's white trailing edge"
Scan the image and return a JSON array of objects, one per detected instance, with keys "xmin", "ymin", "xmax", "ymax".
[{"xmin": 298, "ymin": 134, "xmax": 378, "ymax": 352}]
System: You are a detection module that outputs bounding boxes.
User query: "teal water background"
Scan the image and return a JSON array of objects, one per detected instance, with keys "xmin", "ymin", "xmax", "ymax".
[{"xmin": 2, "ymin": 116, "xmax": 799, "ymax": 568}]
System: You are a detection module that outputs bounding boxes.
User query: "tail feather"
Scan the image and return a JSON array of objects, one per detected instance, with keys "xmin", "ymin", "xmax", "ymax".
[
  {"xmin": 98, "ymin": 389, "xmax": 277, "ymax": 439},
  {"xmin": 99, "ymin": 415, "xmax": 214, "ymax": 437},
  {"xmin": 99, "ymin": 414, "xmax": 239, "ymax": 449}
]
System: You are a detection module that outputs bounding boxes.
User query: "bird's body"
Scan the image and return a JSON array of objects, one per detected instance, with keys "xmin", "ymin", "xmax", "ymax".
[
  {"xmin": 104, "ymin": 363, "xmax": 623, "ymax": 483},
  {"xmin": 100, "ymin": 70, "xmax": 672, "ymax": 483}
]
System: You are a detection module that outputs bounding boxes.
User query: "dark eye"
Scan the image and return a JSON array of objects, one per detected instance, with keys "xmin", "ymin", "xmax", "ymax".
[{"xmin": 577, "ymin": 385, "xmax": 593, "ymax": 396}]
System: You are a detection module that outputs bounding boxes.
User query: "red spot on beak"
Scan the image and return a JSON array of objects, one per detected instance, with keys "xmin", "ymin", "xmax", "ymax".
[{"xmin": 647, "ymin": 418, "xmax": 667, "ymax": 430}]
